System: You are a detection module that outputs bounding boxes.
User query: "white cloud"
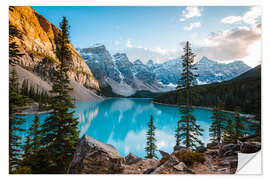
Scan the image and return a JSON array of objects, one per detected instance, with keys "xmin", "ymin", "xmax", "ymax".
[
  {"xmin": 191, "ymin": 33, "xmax": 198, "ymax": 38},
  {"xmin": 221, "ymin": 16, "xmax": 242, "ymax": 24},
  {"xmin": 126, "ymin": 40, "xmax": 133, "ymax": 48},
  {"xmin": 119, "ymin": 46, "xmax": 179, "ymax": 64},
  {"xmin": 197, "ymin": 25, "xmax": 261, "ymax": 66},
  {"xmin": 221, "ymin": 6, "xmax": 261, "ymax": 25},
  {"xmin": 179, "ymin": 6, "xmax": 202, "ymax": 22},
  {"xmin": 184, "ymin": 22, "xmax": 201, "ymax": 31},
  {"xmin": 114, "ymin": 40, "xmax": 120, "ymax": 46}
]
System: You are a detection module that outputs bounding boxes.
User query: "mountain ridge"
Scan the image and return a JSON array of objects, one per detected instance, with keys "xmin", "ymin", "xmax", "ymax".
[
  {"xmin": 79, "ymin": 43, "xmax": 251, "ymax": 97},
  {"xmin": 9, "ymin": 6, "xmax": 102, "ymax": 101}
]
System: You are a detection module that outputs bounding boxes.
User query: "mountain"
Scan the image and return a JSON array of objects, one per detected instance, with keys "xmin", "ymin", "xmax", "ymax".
[
  {"xmin": 78, "ymin": 44, "xmax": 169, "ymax": 96},
  {"xmin": 9, "ymin": 6, "xmax": 102, "ymax": 101},
  {"xmin": 147, "ymin": 56, "xmax": 251, "ymax": 86},
  {"xmin": 153, "ymin": 65, "xmax": 261, "ymax": 114}
]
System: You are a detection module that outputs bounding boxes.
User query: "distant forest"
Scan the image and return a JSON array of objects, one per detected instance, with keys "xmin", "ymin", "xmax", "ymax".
[{"xmin": 154, "ymin": 65, "xmax": 261, "ymax": 115}]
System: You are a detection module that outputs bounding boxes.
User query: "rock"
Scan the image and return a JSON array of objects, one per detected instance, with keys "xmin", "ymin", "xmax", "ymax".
[
  {"xmin": 207, "ymin": 142, "xmax": 219, "ymax": 149},
  {"xmin": 152, "ymin": 155, "xmax": 180, "ymax": 174},
  {"xmin": 173, "ymin": 145, "xmax": 188, "ymax": 152},
  {"xmin": 159, "ymin": 150, "xmax": 170, "ymax": 158},
  {"xmin": 217, "ymin": 168, "xmax": 230, "ymax": 173},
  {"xmin": 173, "ymin": 162, "xmax": 187, "ymax": 171},
  {"xmin": 221, "ymin": 144, "xmax": 239, "ymax": 156},
  {"xmin": 239, "ymin": 142, "xmax": 261, "ymax": 153},
  {"xmin": 229, "ymin": 159, "xmax": 238, "ymax": 169},
  {"xmin": 143, "ymin": 167, "xmax": 157, "ymax": 174},
  {"xmin": 222, "ymin": 144, "xmax": 239, "ymax": 153},
  {"xmin": 123, "ymin": 158, "xmax": 159, "ymax": 174},
  {"xmin": 151, "ymin": 155, "xmax": 194, "ymax": 174},
  {"xmin": 68, "ymin": 135, "xmax": 125, "ymax": 174},
  {"xmin": 206, "ymin": 151, "xmax": 218, "ymax": 158},
  {"xmin": 9, "ymin": 7, "xmax": 101, "ymax": 101},
  {"xmin": 223, "ymin": 150, "xmax": 237, "ymax": 157},
  {"xmin": 125, "ymin": 153, "xmax": 142, "ymax": 165},
  {"xmin": 196, "ymin": 146, "xmax": 207, "ymax": 153}
]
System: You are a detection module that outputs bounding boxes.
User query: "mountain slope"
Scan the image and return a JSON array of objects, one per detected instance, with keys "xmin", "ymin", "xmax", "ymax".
[
  {"xmin": 9, "ymin": 6, "xmax": 101, "ymax": 100},
  {"xmin": 79, "ymin": 44, "xmax": 169, "ymax": 96},
  {"xmin": 154, "ymin": 65, "xmax": 261, "ymax": 114},
  {"xmin": 147, "ymin": 56, "xmax": 251, "ymax": 86}
]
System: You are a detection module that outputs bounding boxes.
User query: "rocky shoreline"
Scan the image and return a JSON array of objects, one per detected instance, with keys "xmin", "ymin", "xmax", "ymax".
[{"xmin": 67, "ymin": 135, "xmax": 261, "ymax": 174}]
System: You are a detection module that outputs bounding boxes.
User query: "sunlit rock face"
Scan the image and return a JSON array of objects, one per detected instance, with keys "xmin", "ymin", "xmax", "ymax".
[{"xmin": 9, "ymin": 6, "xmax": 100, "ymax": 91}]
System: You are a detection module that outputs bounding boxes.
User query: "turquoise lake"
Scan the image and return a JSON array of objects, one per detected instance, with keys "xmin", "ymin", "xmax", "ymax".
[{"xmin": 19, "ymin": 98, "xmax": 252, "ymax": 159}]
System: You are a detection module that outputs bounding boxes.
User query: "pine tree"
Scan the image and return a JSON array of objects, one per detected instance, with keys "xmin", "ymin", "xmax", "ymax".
[
  {"xmin": 234, "ymin": 108, "xmax": 245, "ymax": 140},
  {"xmin": 145, "ymin": 115, "xmax": 157, "ymax": 159},
  {"xmin": 40, "ymin": 17, "xmax": 79, "ymax": 173},
  {"xmin": 250, "ymin": 98, "xmax": 261, "ymax": 134},
  {"xmin": 175, "ymin": 120, "xmax": 181, "ymax": 146},
  {"xmin": 9, "ymin": 23, "xmax": 30, "ymax": 173},
  {"xmin": 177, "ymin": 41, "xmax": 203, "ymax": 149},
  {"xmin": 209, "ymin": 100, "xmax": 226, "ymax": 144},
  {"xmin": 223, "ymin": 117, "xmax": 236, "ymax": 144}
]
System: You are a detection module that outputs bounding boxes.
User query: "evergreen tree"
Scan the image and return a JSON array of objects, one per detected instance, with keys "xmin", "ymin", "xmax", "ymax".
[
  {"xmin": 175, "ymin": 120, "xmax": 181, "ymax": 146},
  {"xmin": 209, "ymin": 100, "xmax": 226, "ymax": 144},
  {"xmin": 9, "ymin": 23, "xmax": 30, "ymax": 173},
  {"xmin": 250, "ymin": 98, "xmax": 261, "ymax": 134},
  {"xmin": 176, "ymin": 41, "xmax": 203, "ymax": 149},
  {"xmin": 234, "ymin": 108, "xmax": 245, "ymax": 140},
  {"xmin": 40, "ymin": 17, "xmax": 79, "ymax": 173},
  {"xmin": 19, "ymin": 114, "xmax": 42, "ymax": 173},
  {"xmin": 222, "ymin": 117, "xmax": 236, "ymax": 144},
  {"xmin": 145, "ymin": 115, "xmax": 157, "ymax": 159}
]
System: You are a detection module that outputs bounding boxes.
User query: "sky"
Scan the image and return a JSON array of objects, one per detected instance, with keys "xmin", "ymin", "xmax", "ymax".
[{"xmin": 32, "ymin": 6, "xmax": 261, "ymax": 67}]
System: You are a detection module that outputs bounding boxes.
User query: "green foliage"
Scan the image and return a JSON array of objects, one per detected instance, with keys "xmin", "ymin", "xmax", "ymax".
[
  {"xmin": 39, "ymin": 17, "xmax": 79, "ymax": 174},
  {"xmin": 154, "ymin": 65, "xmax": 261, "ymax": 115},
  {"xmin": 234, "ymin": 108, "xmax": 245, "ymax": 140},
  {"xmin": 18, "ymin": 114, "xmax": 43, "ymax": 174},
  {"xmin": 209, "ymin": 100, "xmax": 227, "ymax": 144},
  {"xmin": 145, "ymin": 115, "xmax": 158, "ymax": 159},
  {"xmin": 9, "ymin": 23, "xmax": 23, "ymax": 65},
  {"xmin": 175, "ymin": 121, "xmax": 181, "ymax": 146},
  {"xmin": 222, "ymin": 117, "xmax": 236, "ymax": 144},
  {"xmin": 9, "ymin": 23, "xmax": 31, "ymax": 173},
  {"xmin": 174, "ymin": 151, "xmax": 205, "ymax": 166},
  {"xmin": 176, "ymin": 41, "xmax": 203, "ymax": 149},
  {"xmin": 222, "ymin": 108, "xmax": 246, "ymax": 145}
]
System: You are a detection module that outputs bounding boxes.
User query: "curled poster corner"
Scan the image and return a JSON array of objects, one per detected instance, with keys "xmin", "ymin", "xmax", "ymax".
[{"xmin": 236, "ymin": 150, "xmax": 262, "ymax": 174}]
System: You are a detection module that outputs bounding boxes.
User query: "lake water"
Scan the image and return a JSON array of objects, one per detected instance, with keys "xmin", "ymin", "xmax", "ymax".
[{"xmin": 19, "ymin": 98, "xmax": 252, "ymax": 159}]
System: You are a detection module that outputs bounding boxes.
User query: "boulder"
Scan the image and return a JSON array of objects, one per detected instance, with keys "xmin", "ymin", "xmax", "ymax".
[
  {"xmin": 206, "ymin": 151, "xmax": 218, "ymax": 158},
  {"xmin": 221, "ymin": 144, "xmax": 239, "ymax": 156},
  {"xmin": 239, "ymin": 142, "xmax": 261, "ymax": 153},
  {"xmin": 143, "ymin": 167, "xmax": 157, "ymax": 174},
  {"xmin": 173, "ymin": 162, "xmax": 187, "ymax": 171},
  {"xmin": 159, "ymin": 150, "xmax": 170, "ymax": 158},
  {"xmin": 196, "ymin": 146, "xmax": 207, "ymax": 153},
  {"xmin": 151, "ymin": 155, "xmax": 194, "ymax": 174},
  {"xmin": 207, "ymin": 142, "xmax": 219, "ymax": 149},
  {"xmin": 68, "ymin": 135, "xmax": 125, "ymax": 174},
  {"xmin": 125, "ymin": 153, "xmax": 142, "ymax": 165}
]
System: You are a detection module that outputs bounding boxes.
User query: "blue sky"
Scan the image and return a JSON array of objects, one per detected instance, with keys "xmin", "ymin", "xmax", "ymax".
[{"xmin": 32, "ymin": 6, "xmax": 261, "ymax": 67}]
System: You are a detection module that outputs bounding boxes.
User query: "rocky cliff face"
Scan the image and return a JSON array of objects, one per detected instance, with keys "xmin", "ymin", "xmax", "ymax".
[
  {"xmin": 9, "ymin": 6, "xmax": 100, "ymax": 93},
  {"xmin": 79, "ymin": 44, "xmax": 167, "ymax": 96}
]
